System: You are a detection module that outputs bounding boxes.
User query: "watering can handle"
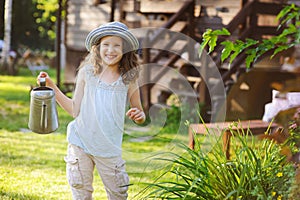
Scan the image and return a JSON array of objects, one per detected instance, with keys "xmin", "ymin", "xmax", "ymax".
[
  {"xmin": 39, "ymin": 77, "xmax": 46, "ymax": 87},
  {"xmin": 40, "ymin": 102, "xmax": 47, "ymax": 130}
]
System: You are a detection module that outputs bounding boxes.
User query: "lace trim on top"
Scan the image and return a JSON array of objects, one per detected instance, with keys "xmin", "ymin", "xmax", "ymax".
[{"xmin": 85, "ymin": 65, "xmax": 127, "ymax": 91}]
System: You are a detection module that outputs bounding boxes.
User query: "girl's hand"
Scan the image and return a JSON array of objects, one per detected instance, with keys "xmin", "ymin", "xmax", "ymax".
[
  {"xmin": 37, "ymin": 71, "xmax": 54, "ymax": 87},
  {"xmin": 126, "ymin": 107, "xmax": 146, "ymax": 124}
]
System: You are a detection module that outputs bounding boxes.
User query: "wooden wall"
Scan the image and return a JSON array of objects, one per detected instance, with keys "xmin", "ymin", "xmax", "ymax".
[
  {"xmin": 66, "ymin": 0, "xmax": 113, "ymax": 51},
  {"xmin": 196, "ymin": 0, "xmax": 241, "ymax": 25},
  {"xmin": 63, "ymin": 0, "xmax": 300, "ymax": 84},
  {"xmin": 64, "ymin": 0, "xmax": 114, "ymax": 83}
]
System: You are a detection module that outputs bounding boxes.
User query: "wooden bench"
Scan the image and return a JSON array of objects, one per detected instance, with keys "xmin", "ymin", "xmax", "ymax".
[{"xmin": 188, "ymin": 120, "xmax": 278, "ymax": 159}]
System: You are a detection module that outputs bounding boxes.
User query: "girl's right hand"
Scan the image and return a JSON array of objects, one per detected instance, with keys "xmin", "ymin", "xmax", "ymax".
[{"xmin": 37, "ymin": 71, "xmax": 53, "ymax": 87}]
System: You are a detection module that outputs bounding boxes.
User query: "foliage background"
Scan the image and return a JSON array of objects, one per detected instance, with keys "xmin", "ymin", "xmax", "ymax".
[{"xmin": 0, "ymin": 0, "xmax": 60, "ymax": 51}]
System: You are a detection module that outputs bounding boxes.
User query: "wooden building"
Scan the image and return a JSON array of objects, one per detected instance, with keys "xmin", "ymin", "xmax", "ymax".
[{"xmin": 63, "ymin": 0, "xmax": 300, "ymax": 122}]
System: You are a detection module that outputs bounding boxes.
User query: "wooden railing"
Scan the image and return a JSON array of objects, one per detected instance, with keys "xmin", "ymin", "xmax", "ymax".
[
  {"xmin": 139, "ymin": 0, "xmax": 287, "ymax": 115},
  {"xmin": 140, "ymin": 0, "xmax": 195, "ymax": 111}
]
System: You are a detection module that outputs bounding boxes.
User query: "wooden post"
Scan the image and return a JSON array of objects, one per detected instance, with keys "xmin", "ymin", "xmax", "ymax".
[
  {"xmin": 186, "ymin": 0, "xmax": 195, "ymax": 62},
  {"xmin": 55, "ymin": 0, "xmax": 62, "ymax": 88},
  {"xmin": 141, "ymin": 35, "xmax": 151, "ymax": 113},
  {"xmin": 249, "ymin": 1, "xmax": 259, "ymax": 39},
  {"xmin": 222, "ymin": 130, "xmax": 231, "ymax": 159},
  {"xmin": 110, "ymin": 0, "xmax": 116, "ymax": 22}
]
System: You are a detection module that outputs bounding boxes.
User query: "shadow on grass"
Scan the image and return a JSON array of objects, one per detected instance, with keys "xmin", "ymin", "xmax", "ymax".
[{"xmin": 0, "ymin": 190, "xmax": 43, "ymax": 200}]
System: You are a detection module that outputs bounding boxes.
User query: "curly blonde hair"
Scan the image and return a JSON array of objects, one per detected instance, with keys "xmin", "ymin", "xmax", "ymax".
[{"xmin": 79, "ymin": 40, "xmax": 140, "ymax": 85}]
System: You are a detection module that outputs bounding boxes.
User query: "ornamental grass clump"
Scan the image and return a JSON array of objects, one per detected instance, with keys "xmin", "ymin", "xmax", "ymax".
[{"xmin": 138, "ymin": 121, "xmax": 296, "ymax": 200}]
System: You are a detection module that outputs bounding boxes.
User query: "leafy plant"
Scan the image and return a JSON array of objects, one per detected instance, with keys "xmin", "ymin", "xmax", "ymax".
[
  {"xmin": 159, "ymin": 103, "xmax": 201, "ymax": 134},
  {"xmin": 33, "ymin": 0, "xmax": 67, "ymax": 41},
  {"xmin": 199, "ymin": 3, "xmax": 300, "ymax": 68},
  {"xmin": 282, "ymin": 117, "xmax": 300, "ymax": 156},
  {"xmin": 138, "ymin": 122, "xmax": 296, "ymax": 199}
]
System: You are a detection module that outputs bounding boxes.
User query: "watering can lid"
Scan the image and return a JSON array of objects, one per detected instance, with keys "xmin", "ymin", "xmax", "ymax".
[{"xmin": 31, "ymin": 86, "xmax": 55, "ymax": 98}]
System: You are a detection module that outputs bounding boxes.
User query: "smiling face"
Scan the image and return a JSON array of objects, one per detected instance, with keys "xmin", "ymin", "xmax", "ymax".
[{"xmin": 99, "ymin": 35, "xmax": 123, "ymax": 68}]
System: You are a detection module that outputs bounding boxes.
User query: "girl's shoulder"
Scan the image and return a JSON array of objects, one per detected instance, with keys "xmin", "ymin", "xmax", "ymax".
[
  {"xmin": 76, "ymin": 64, "xmax": 96, "ymax": 83},
  {"xmin": 79, "ymin": 64, "xmax": 94, "ymax": 76}
]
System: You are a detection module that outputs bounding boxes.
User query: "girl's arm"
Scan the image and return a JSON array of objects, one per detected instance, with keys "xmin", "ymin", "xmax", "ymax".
[
  {"xmin": 126, "ymin": 80, "xmax": 146, "ymax": 124},
  {"xmin": 37, "ymin": 69, "xmax": 85, "ymax": 118}
]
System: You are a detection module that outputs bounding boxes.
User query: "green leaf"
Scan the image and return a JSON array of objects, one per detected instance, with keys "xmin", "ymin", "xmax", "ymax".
[
  {"xmin": 271, "ymin": 45, "xmax": 291, "ymax": 58},
  {"xmin": 295, "ymin": 29, "xmax": 300, "ymax": 44},
  {"xmin": 228, "ymin": 40, "xmax": 245, "ymax": 63},
  {"xmin": 283, "ymin": 24, "xmax": 297, "ymax": 36},
  {"xmin": 212, "ymin": 28, "xmax": 231, "ymax": 36},
  {"xmin": 208, "ymin": 35, "xmax": 218, "ymax": 54},
  {"xmin": 245, "ymin": 49, "xmax": 257, "ymax": 68},
  {"xmin": 199, "ymin": 29, "xmax": 213, "ymax": 56},
  {"xmin": 221, "ymin": 41, "xmax": 234, "ymax": 62},
  {"xmin": 244, "ymin": 38, "xmax": 259, "ymax": 49},
  {"xmin": 277, "ymin": 4, "xmax": 294, "ymax": 22},
  {"xmin": 199, "ymin": 28, "xmax": 231, "ymax": 56}
]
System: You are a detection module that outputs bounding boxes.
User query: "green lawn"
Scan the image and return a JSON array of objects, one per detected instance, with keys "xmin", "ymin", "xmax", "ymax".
[
  {"xmin": 3, "ymin": 67, "xmax": 300, "ymax": 199},
  {"xmin": 0, "ymin": 67, "xmax": 190, "ymax": 199}
]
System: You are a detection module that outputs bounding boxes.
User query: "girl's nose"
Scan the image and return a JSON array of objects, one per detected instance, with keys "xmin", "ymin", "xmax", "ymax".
[{"xmin": 107, "ymin": 45, "xmax": 114, "ymax": 52}]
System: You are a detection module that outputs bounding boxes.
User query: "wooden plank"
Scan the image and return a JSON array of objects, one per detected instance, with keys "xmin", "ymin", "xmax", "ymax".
[
  {"xmin": 66, "ymin": 32, "xmax": 87, "ymax": 42},
  {"xmin": 66, "ymin": 18, "xmax": 101, "ymax": 28},
  {"xmin": 253, "ymin": 26, "xmax": 282, "ymax": 36},
  {"xmin": 122, "ymin": 0, "xmax": 137, "ymax": 12},
  {"xmin": 69, "ymin": 0, "xmax": 87, "ymax": 5},
  {"xmin": 255, "ymin": 2, "xmax": 283, "ymax": 15},
  {"xmin": 66, "ymin": 2, "xmax": 113, "ymax": 50},
  {"xmin": 152, "ymin": 39, "xmax": 187, "ymax": 53},
  {"xmin": 198, "ymin": 0, "xmax": 241, "ymax": 8},
  {"xmin": 139, "ymin": 1, "xmax": 185, "ymax": 14},
  {"xmin": 189, "ymin": 120, "xmax": 279, "ymax": 159},
  {"xmin": 67, "ymin": 6, "xmax": 111, "ymax": 19},
  {"xmin": 189, "ymin": 120, "xmax": 277, "ymax": 136},
  {"xmin": 66, "ymin": 32, "xmax": 87, "ymax": 50}
]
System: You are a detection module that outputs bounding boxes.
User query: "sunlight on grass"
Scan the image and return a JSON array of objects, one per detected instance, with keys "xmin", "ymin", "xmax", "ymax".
[
  {"xmin": 0, "ymin": 130, "xmax": 70, "ymax": 199},
  {"xmin": 0, "ymin": 128, "xmax": 187, "ymax": 199},
  {"xmin": 0, "ymin": 130, "xmax": 108, "ymax": 199},
  {"xmin": 0, "ymin": 70, "xmax": 189, "ymax": 199},
  {"xmin": 2, "ymin": 70, "xmax": 300, "ymax": 199}
]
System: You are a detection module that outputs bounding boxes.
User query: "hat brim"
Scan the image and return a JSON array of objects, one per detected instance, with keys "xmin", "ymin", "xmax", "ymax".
[{"xmin": 85, "ymin": 26, "xmax": 139, "ymax": 52}]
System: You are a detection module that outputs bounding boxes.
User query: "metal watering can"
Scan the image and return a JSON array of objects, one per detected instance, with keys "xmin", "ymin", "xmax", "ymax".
[{"xmin": 28, "ymin": 78, "xmax": 59, "ymax": 134}]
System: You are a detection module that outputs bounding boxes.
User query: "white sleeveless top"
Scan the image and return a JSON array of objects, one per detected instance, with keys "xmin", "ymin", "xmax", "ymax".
[{"xmin": 67, "ymin": 65, "xmax": 129, "ymax": 157}]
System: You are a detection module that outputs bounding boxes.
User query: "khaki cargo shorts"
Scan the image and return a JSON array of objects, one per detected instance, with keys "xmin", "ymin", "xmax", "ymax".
[{"xmin": 64, "ymin": 144, "xmax": 129, "ymax": 200}]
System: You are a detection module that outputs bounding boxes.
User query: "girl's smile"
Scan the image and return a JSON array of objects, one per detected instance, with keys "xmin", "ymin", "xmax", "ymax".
[{"xmin": 100, "ymin": 36, "xmax": 123, "ymax": 68}]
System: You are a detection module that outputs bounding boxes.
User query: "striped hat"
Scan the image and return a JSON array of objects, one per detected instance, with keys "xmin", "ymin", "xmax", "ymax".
[{"xmin": 85, "ymin": 21, "xmax": 139, "ymax": 52}]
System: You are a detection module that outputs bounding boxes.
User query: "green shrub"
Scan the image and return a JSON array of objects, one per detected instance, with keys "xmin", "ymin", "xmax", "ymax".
[
  {"xmin": 159, "ymin": 103, "xmax": 201, "ymax": 134},
  {"xmin": 138, "ymin": 122, "xmax": 296, "ymax": 199}
]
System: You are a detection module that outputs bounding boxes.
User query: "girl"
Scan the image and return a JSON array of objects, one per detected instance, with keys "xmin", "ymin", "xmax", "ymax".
[{"xmin": 38, "ymin": 21, "xmax": 145, "ymax": 200}]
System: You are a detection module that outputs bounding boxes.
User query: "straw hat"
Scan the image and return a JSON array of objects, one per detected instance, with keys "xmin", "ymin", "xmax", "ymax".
[{"xmin": 85, "ymin": 21, "xmax": 139, "ymax": 52}]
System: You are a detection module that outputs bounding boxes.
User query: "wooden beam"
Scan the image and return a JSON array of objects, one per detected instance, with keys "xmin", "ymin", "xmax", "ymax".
[
  {"xmin": 253, "ymin": 26, "xmax": 282, "ymax": 36},
  {"xmin": 147, "ymin": 0, "xmax": 194, "ymax": 46},
  {"xmin": 254, "ymin": 2, "xmax": 284, "ymax": 15}
]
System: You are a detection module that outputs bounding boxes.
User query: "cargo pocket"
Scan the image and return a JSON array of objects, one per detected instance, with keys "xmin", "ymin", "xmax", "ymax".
[
  {"xmin": 64, "ymin": 156, "xmax": 84, "ymax": 189},
  {"xmin": 114, "ymin": 161, "xmax": 129, "ymax": 194}
]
